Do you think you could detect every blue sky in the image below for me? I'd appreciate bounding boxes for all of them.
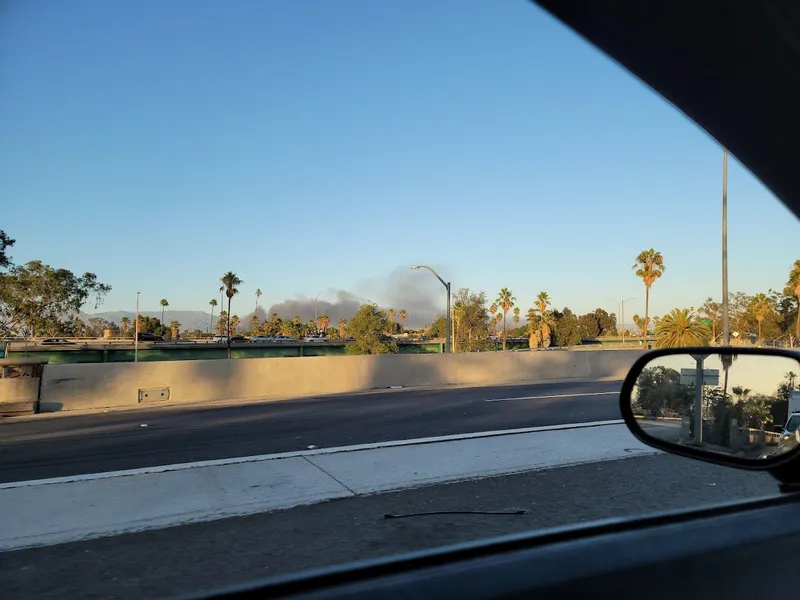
[2,0,797,321]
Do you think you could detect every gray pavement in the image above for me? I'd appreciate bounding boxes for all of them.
[0,453,778,600]
[0,380,621,482]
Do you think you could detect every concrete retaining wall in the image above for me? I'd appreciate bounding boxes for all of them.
[38,350,643,412]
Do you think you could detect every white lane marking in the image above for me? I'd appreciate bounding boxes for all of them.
[485,391,619,402]
[0,419,624,490]
[0,424,657,551]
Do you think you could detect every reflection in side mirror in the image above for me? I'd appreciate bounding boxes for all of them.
[622,348,800,466]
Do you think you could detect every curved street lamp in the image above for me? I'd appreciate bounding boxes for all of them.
[411,265,451,353]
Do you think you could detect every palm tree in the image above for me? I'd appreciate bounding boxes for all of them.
[220,271,243,358]
[170,320,181,340]
[255,288,262,313]
[513,306,520,330]
[317,314,331,333]
[230,315,240,335]
[338,317,348,338]
[160,298,169,332]
[387,308,396,333]
[633,249,665,348]
[250,314,260,334]
[489,303,498,336]
[120,316,130,338]
[786,260,800,346]
[653,308,711,348]
[209,298,217,333]
[750,293,773,346]
[216,311,228,335]
[398,309,407,331]
[495,288,516,351]
[293,315,301,326]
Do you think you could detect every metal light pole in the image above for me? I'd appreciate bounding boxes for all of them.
[608,297,636,345]
[411,265,451,353]
[722,147,730,346]
[134,291,141,363]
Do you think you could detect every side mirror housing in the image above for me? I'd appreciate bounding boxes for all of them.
[619,347,800,470]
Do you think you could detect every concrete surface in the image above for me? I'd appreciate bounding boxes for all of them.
[0,422,655,552]
[37,349,641,412]
[0,453,778,600]
[0,380,622,482]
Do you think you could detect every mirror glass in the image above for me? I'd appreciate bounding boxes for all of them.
[629,352,800,461]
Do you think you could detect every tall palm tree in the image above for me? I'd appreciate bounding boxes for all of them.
[255,288,262,314]
[317,314,331,333]
[513,306,520,328]
[750,293,773,346]
[398,309,407,331]
[495,288,516,351]
[653,308,711,348]
[785,260,800,346]
[120,316,130,338]
[387,308,396,333]
[633,249,665,348]
[216,311,228,335]
[160,298,169,331]
[209,298,217,333]
[220,271,243,358]
[338,317,348,338]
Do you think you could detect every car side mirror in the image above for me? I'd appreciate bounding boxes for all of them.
[619,347,800,469]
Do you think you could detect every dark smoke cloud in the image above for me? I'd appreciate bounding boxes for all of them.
[265,266,447,328]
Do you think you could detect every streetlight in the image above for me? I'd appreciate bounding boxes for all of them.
[722,147,730,347]
[608,297,636,345]
[411,265,451,353]
[134,291,141,363]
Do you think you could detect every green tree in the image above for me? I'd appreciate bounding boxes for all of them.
[633,366,693,417]
[216,311,228,335]
[786,260,800,345]
[209,298,218,333]
[0,230,14,270]
[220,271,242,358]
[0,260,111,337]
[654,308,711,348]
[550,308,581,347]
[495,288,516,351]
[633,248,666,347]
[749,293,773,346]
[452,288,491,353]
[160,298,169,330]
[346,304,398,355]
[512,306,520,328]
[700,297,721,343]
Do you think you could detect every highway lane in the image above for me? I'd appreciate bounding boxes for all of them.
[0,380,621,483]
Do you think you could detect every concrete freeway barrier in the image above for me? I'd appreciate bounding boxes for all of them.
[37,350,642,413]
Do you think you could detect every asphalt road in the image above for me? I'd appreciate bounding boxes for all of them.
[0,453,778,600]
[0,380,621,483]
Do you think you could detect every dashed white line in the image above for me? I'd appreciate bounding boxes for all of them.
[485,391,619,403]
